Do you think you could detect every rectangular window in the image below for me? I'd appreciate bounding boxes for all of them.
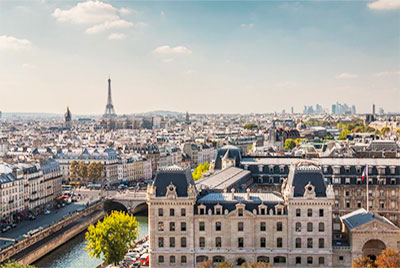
[158,237,164,247]
[216,222,221,231]
[170,237,175,248]
[216,237,222,248]
[260,208,265,215]
[260,238,266,248]
[158,208,163,216]
[296,257,301,264]
[238,237,244,248]
[169,222,175,232]
[199,208,205,215]
[170,256,175,264]
[296,209,301,217]
[319,209,324,217]
[199,237,205,248]
[181,208,186,217]
[181,237,187,248]
[199,222,205,231]
[277,237,282,248]
[181,222,186,232]
[319,238,324,248]
[238,208,243,216]
[158,256,164,264]
[158,222,164,232]
[238,222,244,231]
[170,208,174,216]
[307,238,313,248]
[216,208,221,215]
[346,201,350,208]
[319,257,325,265]
[181,256,187,264]
[260,222,266,231]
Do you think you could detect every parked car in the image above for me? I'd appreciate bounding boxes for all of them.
[28,214,36,221]
[10,223,16,228]
[140,253,149,266]
[44,210,51,215]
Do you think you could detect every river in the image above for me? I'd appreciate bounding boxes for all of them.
[34,216,148,268]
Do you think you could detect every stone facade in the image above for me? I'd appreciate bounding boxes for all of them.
[146,162,400,268]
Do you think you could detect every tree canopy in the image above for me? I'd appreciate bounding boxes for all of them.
[352,248,400,268]
[70,161,103,183]
[0,262,35,268]
[284,139,297,150]
[85,211,139,265]
[192,162,210,181]
[243,123,258,129]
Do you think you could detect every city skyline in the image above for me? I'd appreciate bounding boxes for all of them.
[0,0,399,114]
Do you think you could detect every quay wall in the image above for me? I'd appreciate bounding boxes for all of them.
[0,201,104,264]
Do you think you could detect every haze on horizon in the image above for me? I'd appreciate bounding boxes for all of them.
[0,0,399,115]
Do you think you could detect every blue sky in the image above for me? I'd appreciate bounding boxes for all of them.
[0,0,399,114]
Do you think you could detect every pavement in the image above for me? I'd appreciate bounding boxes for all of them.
[0,189,118,249]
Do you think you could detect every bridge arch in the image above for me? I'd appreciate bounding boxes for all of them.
[131,202,148,216]
[104,199,128,214]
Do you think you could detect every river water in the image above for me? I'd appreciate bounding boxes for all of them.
[34,216,148,268]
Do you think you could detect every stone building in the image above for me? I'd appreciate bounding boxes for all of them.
[147,162,400,267]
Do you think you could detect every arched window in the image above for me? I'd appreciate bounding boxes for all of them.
[257,256,269,263]
[236,258,246,266]
[260,237,266,248]
[295,222,301,232]
[307,257,313,264]
[170,256,176,264]
[213,256,225,263]
[277,222,283,231]
[196,256,208,263]
[273,256,286,264]
[295,238,301,248]
[181,256,187,264]
[307,222,313,232]
[319,222,324,232]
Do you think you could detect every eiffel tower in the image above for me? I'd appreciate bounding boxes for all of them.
[104,77,117,118]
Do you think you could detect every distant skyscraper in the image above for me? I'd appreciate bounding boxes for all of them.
[104,78,117,118]
[372,104,376,116]
[291,107,294,114]
[332,104,337,115]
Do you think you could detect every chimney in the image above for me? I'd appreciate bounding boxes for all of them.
[246,188,250,201]
[231,188,235,200]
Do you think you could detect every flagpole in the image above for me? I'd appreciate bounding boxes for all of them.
[366,165,369,212]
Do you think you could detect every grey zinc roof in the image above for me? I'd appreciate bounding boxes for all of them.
[196,166,250,190]
[153,166,195,197]
[341,208,398,230]
[198,192,283,203]
[287,165,327,197]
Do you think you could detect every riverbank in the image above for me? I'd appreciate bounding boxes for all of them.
[33,216,148,268]
[0,201,104,265]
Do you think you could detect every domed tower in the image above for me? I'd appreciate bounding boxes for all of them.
[64,106,72,129]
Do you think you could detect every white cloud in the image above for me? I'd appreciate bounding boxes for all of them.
[372,71,400,77]
[108,33,126,40]
[52,1,137,35]
[86,19,133,34]
[119,8,132,15]
[368,0,400,10]
[241,23,254,29]
[52,1,119,24]
[153,45,192,55]
[22,63,37,69]
[336,72,359,79]
[0,35,32,51]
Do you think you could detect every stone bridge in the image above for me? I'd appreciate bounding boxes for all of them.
[104,191,148,215]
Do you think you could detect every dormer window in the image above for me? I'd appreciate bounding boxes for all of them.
[238,208,243,217]
[260,208,265,215]
[199,208,205,215]
[216,208,221,215]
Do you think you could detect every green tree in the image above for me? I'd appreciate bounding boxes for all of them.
[338,130,350,140]
[85,211,139,265]
[244,123,258,129]
[0,262,35,268]
[352,256,376,268]
[87,162,97,181]
[95,162,104,180]
[396,129,400,136]
[375,248,400,268]
[78,161,88,180]
[380,127,390,136]
[70,160,79,179]
[284,139,296,150]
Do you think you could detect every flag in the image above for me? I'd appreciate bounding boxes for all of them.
[362,165,368,181]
